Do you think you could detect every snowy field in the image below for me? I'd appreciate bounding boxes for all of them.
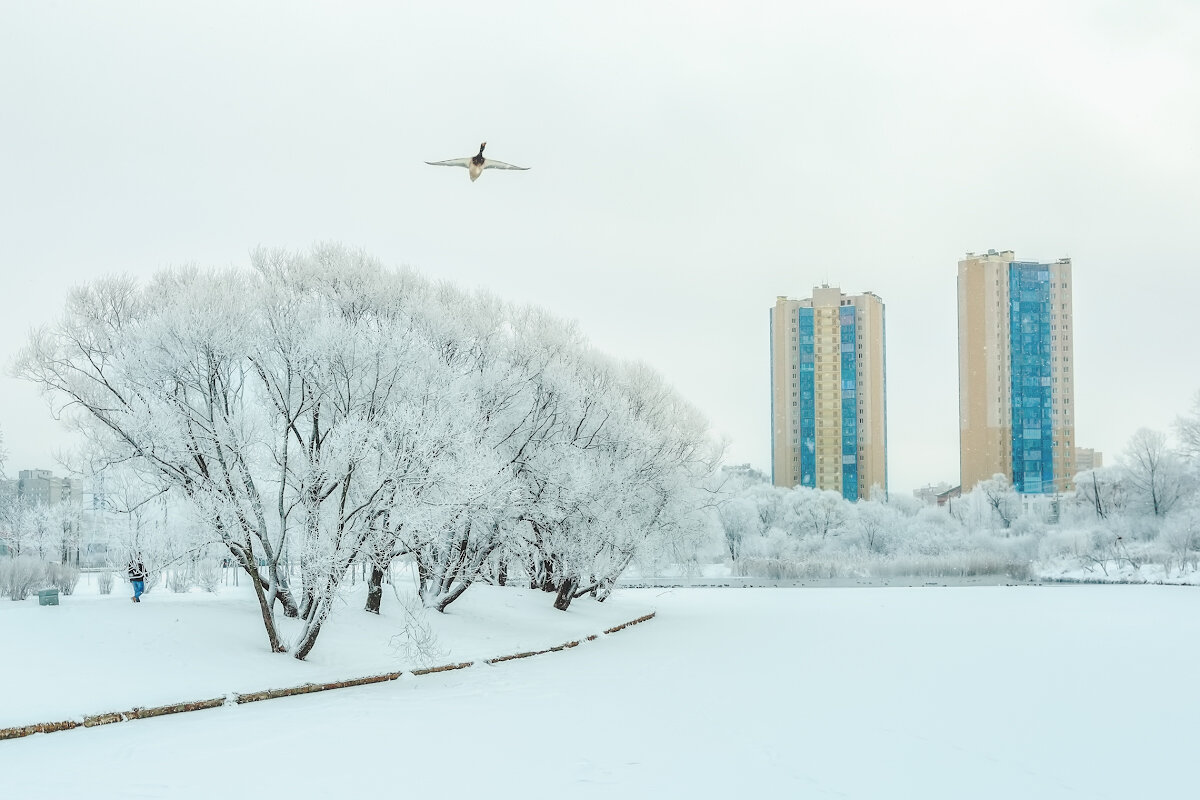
[0,574,652,728]
[2,582,1197,798]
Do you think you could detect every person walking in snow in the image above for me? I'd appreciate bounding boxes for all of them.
[127,557,147,603]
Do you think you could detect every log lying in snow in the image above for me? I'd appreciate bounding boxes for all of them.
[410,661,474,676]
[234,672,404,704]
[486,640,580,664]
[603,612,656,634]
[131,697,228,719]
[83,697,229,727]
[0,719,80,740]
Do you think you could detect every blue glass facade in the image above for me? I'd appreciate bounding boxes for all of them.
[1008,262,1054,494]
[798,308,816,488]
[839,306,858,501]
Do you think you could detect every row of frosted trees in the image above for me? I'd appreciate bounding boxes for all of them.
[710,406,1200,581]
[16,246,719,658]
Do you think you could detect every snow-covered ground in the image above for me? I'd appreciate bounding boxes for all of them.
[2,580,1197,798]
[0,573,651,727]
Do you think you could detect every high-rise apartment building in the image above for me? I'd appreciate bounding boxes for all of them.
[958,250,1075,494]
[770,287,887,499]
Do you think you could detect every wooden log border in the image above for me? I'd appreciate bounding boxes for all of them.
[0,611,654,742]
[234,672,403,704]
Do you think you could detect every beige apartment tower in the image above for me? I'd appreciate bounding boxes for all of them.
[958,250,1075,494]
[770,287,887,499]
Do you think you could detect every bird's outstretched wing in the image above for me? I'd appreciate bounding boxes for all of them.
[482,159,530,171]
[425,158,473,168]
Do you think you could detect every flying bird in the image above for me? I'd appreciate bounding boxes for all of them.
[425,142,530,182]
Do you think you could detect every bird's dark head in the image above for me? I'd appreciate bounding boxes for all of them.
[478,141,487,154]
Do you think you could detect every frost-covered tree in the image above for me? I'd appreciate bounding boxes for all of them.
[783,487,852,540]
[87,461,208,594]
[1159,502,1200,576]
[242,253,510,653]
[710,466,770,562]
[497,338,719,610]
[716,496,761,560]
[0,497,78,562]
[1072,467,1128,521]
[1122,428,1188,518]
[18,266,303,651]
[17,244,720,654]
[377,299,568,613]
[1175,390,1200,466]
[547,362,718,610]
[16,251,454,654]
[853,499,898,554]
[973,474,1020,530]
[745,482,784,532]
[0,498,30,557]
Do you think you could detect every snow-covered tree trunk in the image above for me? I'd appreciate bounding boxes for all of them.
[365,562,386,614]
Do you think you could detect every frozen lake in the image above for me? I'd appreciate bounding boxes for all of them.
[619,573,1033,588]
[2,585,1196,798]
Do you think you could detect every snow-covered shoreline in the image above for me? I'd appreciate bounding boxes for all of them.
[1035,557,1200,586]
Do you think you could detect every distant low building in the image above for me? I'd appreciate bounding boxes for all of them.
[914,482,954,505]
[1,469,82,510]
[1074,447,1103,473]
[721,463,769,483]
[15,469,80,506]
[935,485,961,508]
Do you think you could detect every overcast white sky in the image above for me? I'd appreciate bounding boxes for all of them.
[2,0,1198,494]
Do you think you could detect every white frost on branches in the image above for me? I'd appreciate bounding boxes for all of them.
[16,245,719,658]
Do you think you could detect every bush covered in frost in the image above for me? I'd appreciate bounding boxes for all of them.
[167,568,192,593]
[195,558,221,593]
[0,556,46,601]
[46,562,81,595]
